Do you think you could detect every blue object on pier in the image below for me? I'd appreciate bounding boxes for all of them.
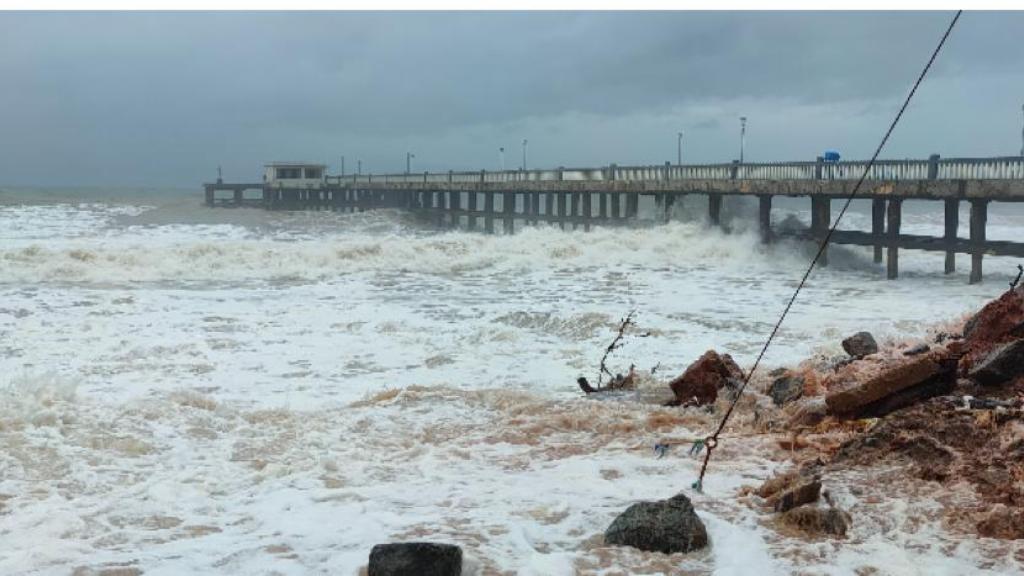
[823,150,841,163]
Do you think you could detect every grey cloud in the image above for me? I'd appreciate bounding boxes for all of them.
[0,11,1021,186]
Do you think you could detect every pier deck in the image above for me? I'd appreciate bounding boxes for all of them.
[205,155,1024,283]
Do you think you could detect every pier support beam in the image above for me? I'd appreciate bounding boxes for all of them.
[571,192,580,230]
[626,193,639,219]
[503,192,515,234]
[811,196,830,266]
[531,192,541,225]
[484,191,495,234]
[887,198,902,280]
[663,193,676,222]
[582,192,592,231]
[758,195,772,244]
[599,193,608,221]
[545,192,554,226]
[944,199,958,274]
[611,193,621,220]
[970,199,988,284]
[872,198,885,263]
[557,192,568,230]
[449,190,461,227]
[467,192,477,230]
[708,193,722,226]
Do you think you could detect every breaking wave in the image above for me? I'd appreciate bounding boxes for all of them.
[0,222,812,285]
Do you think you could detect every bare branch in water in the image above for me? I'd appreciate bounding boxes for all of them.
[597,309,637,389]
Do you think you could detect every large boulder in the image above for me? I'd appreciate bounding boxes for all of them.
[668,350,744,406]
[825,352,955,419]
[368,542,462,576]
[968,339,1024,386]
[841,331,878,358]
[604,493,709,554]
[961,286,1024,372]
[769,373,805,406]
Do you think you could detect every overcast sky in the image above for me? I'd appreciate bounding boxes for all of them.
[1,11,1022,187]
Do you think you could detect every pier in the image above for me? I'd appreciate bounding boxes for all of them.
[205,155,1024,283]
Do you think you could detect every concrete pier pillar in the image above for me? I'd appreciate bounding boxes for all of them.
[944,198,958,274]
[545,192,554,226]
[708,193,722,226]
[531,192,541,225]
[970,199,988,284]
[582,192,592,232]
[887,198,902,280]
[599,193,608,220]
[205,186,214,206]
[626,193,639,219]
[449,190,461,228]
[758,195,772,244]
[233,189,243,206]
[503,192,515,234]
[557,192,568,230]
[484,191,495,234]
[611,193,621,220]
[434,191,445,227]
[872,198,886,263]
[811,196,830,267]
[467,191,477,230]
[663,193,675,222]
[570,192,580,230]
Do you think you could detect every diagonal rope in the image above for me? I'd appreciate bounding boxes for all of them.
[693,10,963,491]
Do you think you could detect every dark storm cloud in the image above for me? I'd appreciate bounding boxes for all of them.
[0,11,1021,186]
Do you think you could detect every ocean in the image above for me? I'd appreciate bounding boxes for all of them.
[2,186,1022,575]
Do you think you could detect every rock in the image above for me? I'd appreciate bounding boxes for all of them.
[825,352,955,418]
[769,374,804,406]
[787,397,828,428]
[668,350,744,406]
[961,286,1024,371]
[779,504,851,538]
[368,542,462,576]
[968,339,1024,386]
[903,343,931,357]
[841,331,878,358]
[976,505,1024,540]
[604,492,709,554]
[771,478,822,513]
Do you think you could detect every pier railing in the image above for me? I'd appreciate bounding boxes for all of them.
[330,155,1024,185]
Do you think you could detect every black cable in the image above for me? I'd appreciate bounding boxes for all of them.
[694,10,963,490]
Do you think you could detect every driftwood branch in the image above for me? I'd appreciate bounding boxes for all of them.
[598,309,636,388]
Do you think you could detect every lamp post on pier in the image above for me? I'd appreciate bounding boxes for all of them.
[357,160,362,176]
[340,156,345,176]
[739,116,747,163]
[521,139,528,171]
[677,131,683,166]
[406,152,415,175]
[499,147,505,171]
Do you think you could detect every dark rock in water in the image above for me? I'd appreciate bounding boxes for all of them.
[604,493,709,554]
[969,339,1024,386]
[903,343,931,357]
[769,374,805,406]
[668,350,744,407]
[772,478,821,513]
[768,367,789,378]
[779,505,851,538]
[368,542,462,576]
[577,376,596,394]
[841,331,878,358]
